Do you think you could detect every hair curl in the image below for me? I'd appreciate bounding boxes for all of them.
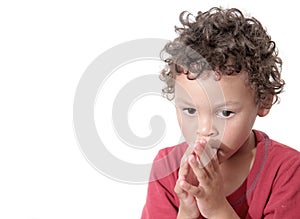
[160,7,285,108]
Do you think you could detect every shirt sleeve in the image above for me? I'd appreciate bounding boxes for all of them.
[141,149,180,219]
[141,178,178,219]
[263,153,300,218]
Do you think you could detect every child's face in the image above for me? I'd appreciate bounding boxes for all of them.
[174,71,269,163]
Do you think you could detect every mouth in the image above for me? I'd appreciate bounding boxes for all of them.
[181,139,223,165]
[206,139,222,150]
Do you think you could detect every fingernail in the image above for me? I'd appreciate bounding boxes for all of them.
[193,142,200,150]
[199,139,207,145]
[189,155,196,163]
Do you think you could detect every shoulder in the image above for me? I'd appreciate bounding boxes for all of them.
[254,129,300,162]
[267,134,300,165]
[253,131,300,217]
[142,144,187,219]
[254,130,300,181]
[154,142,188,160]
[149,142,188,181]
[268,138,300,179]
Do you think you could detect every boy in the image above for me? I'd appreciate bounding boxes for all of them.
[141,7,300,219]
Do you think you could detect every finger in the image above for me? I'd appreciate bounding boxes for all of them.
[188,154,209,183]
[193,141,211,168]
[178,158,189,177]
[193,143,212,175]
[180,144,194,166]
[174,176,188,199]
[194,142,217,173]
[174,176,184,195]
[202,146,218,172]
[209,152,220,173]
[179,178,204,199]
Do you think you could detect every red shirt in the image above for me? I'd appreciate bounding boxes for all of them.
[141,130,300,218]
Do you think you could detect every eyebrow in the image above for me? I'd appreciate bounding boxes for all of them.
[175,98,196,106]
[175,99,240,108]
[214,101,241,108]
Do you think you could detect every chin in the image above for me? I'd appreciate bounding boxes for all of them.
[217,149,231,164]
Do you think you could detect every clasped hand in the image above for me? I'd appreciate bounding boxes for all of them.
[175,140,228,219]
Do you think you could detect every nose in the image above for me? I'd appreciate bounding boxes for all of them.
[196,115,217,138]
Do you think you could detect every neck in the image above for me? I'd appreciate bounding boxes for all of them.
[220,131,257,195]
[234,131,256,159]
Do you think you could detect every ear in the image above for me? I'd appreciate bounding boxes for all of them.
[257,95,273,117]
[257,106,271,117]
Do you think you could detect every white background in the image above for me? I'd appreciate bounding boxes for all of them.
[1,0,299,219]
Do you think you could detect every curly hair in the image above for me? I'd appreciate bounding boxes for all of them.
[160,7,285,108]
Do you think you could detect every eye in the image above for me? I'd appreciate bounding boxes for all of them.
[182,108,198,116]
[217,110,234,118]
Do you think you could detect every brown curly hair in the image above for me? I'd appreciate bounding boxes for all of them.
[160,7,285,108]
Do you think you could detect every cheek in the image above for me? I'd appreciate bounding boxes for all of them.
[176,108,182,128]
[223,113,257,148]
[176,109,198,145]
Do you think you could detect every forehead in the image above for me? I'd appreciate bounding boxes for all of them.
[174,71,254,105]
